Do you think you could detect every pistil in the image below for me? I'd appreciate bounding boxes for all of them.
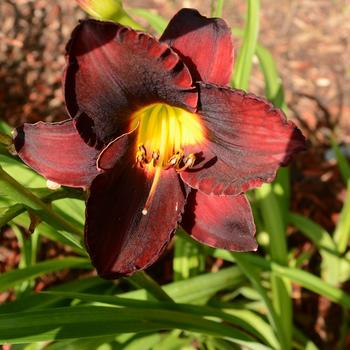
[130,103,205,215]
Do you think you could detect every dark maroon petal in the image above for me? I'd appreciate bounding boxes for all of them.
[64,19,197,147]
[13,119,100,188]
[160,8,234,85]
[182,191,257,251]
[85,162,188,278]
[180,83,306,195]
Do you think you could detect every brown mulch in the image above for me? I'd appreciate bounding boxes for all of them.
[1,1,350,349]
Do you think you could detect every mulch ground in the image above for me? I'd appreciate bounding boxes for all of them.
[1,1,350,349]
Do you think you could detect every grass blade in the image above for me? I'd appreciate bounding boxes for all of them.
[0,258,91,292]
[330,137,350,184]
[0,166,82,235]
[333,178,350,254]
[128,8,166,34]
[0,306,272,349]
[127,271,174,302]
[232,0,260,90]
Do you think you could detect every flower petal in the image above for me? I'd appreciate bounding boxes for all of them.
[85,162,188,278]
[181,83,306,195]
[160,8,234,85]
[64,19,197,147]
[13,120,100,188]
[182,191,257,251]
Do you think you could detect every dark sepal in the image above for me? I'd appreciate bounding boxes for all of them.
[13,119,100,188]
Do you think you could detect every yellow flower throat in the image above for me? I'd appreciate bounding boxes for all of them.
[130,103,205,216]
[131,103,205,171]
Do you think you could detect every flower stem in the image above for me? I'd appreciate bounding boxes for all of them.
[0,166,82,236]
[127,271,174,302]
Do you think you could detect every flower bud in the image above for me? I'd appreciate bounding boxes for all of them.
[76,0,143,30]
[76,0,124,21]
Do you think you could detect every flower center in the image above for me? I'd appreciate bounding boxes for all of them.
[131,103,205,171]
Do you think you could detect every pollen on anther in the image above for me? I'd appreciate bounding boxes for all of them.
[142,208,148,215]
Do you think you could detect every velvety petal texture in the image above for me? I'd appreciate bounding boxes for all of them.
[13,120,100,188]
[181,83,306,195]
[182,191,257,251]
[65,19,197,147]
[86,152,188,277]
[161,8,234,85]
[12,10,306,279]
[97,127,138,171]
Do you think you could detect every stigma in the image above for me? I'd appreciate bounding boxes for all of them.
[131,103,204,171]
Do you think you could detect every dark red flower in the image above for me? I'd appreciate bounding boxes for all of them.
[13,9,306,278]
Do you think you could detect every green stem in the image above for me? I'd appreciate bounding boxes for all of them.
[127,271,174,302]
[0,188,84,228]
[0,166,82,235]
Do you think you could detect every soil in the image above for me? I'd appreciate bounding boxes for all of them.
[1,1,350,349]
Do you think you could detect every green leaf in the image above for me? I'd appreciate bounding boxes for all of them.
[0,154,46,190]
[126,271,174,302]
[123,266,245,304]
[220,308,279,349]
[173,231,205,281]
[330,137,350,184]
[232,0,260,90]
[272,263,350,309]
[333,178,350,254]
[0,306,272,349]
[41,289,277,347]
[289,213,336,253]
[212,0,225,17]
[43,292,273,348]
[232,252,286,349]
[0,166,81,235]
[255,184,292,349]
[0,120,11,134]
[0,257,91,292]
[288,213,342,286]
[121,333,162,350]
[0,276,110,313]
[128,8,167,34]
[255,44,286,109]
[12,225,39,295]
[0,187,84,229]
[152,331,192,350]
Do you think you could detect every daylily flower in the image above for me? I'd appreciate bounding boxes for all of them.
[13,9,305,278]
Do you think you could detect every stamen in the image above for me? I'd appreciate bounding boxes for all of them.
[131,103,204,170]
[151,150,160,167]
[130,103,204,215]
[176,153,196,172]
[136,144,147,164]
[167,150,184,168]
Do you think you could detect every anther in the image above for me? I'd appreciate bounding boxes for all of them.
[136,144,148,166]
[152,151,159,160]
[167,151,184,168]
[176,153,196,172]
[151,150,160,166]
